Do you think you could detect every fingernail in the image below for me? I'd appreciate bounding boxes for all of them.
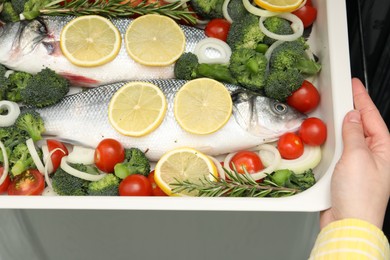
[348,110,361,123]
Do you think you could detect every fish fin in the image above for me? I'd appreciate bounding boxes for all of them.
[59,72,100,87]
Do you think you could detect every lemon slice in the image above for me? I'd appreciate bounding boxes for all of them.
[174,78,232,135]
[60,15,121,67]
[154,147,218,196]
[125,14,186,66]
[108,82,167,137]
[254,0,304,12]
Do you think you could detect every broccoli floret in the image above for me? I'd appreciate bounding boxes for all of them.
[289,169,316,190]
[52,164,92,196]
[174,52,237,84]
[267,169,315,191]
[6,71,33,102]
[15,109,45,141]
[0,65,11,100]
[262,16,294,45]
[227,14,265,51]
[0,126,28,150]
[9,143,36,176]
[269,40,321,75]
[10,0,28,14]
[22,0,49,20]
[20,68,70,108]
[229,48,267,91]
[0,2,19,22]
[227,0,249,22]
[114,148,150,179]
[190,0,224,19]
[264,69,304,101]
[88,174,120,196]
[174,52,199,80]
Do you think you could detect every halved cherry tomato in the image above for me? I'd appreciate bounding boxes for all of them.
[0,167,11,194]
[47,139,69,173]
[229,151,264,174]
[277,133,304,159]
[119,174,153,196]
[292,4,317,28]
[148,170,167,196]
[205,18,231,42]
[287,80,320,114]
[299,117,327,146]
[8,169,45,195]
[94,139,125,173]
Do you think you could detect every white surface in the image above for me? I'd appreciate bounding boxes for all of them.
[0,0,353,211]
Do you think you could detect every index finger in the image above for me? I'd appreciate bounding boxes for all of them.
[352,78,389,138]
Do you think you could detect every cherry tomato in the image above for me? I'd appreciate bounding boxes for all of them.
[287,80,320,114]
[0,167,11,194]
[299,117,327,146]
[94,139,125,173]
[277,133,304,159]
[305,0,313,6]
[205,19,231,42]
[148,170,167,196]
[229,151,264,174]
[8,169,45,195]
[119,174,153,196]
[47,139,69,173]
[293,5,317,28]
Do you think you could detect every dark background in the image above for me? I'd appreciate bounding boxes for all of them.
[346,0,390,238]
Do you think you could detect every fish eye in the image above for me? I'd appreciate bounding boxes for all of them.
[272,102,288,114]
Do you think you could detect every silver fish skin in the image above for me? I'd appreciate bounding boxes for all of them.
[0,16,205,87]
[34,79,306,161]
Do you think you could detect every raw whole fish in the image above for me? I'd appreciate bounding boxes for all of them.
[34,79,307,161]
[0,16,205,87]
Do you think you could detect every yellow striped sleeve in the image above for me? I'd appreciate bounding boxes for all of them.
[309,218,390,260]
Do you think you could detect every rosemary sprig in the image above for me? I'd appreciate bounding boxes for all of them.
[171,168,301,198]
[27,0,197,25]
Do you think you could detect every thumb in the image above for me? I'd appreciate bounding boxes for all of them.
[342,110,366,151]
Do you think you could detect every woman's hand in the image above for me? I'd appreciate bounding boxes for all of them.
[321,78,390,229]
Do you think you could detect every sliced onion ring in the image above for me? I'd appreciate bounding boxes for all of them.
[60,156,106,182]
[265,40,284,60]
[273,145,321,174]
[194,38,232,64]
[0,101,20,127]
[242,0,279,17]
[223,144,281,181]
[26,138,45,174]
[259,13,304,42]
[44,148,66,189]
[222,0,233,23]
[67,146,95,165]
[209,156,226,180]
[42,144,53,174]
[0,140,9,186]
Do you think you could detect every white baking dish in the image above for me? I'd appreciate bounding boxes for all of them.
[0,0,353,211]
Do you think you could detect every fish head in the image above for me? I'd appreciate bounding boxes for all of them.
[0,19,53,69]
[232,91,307,141]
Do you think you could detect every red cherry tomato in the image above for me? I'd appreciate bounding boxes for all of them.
[94,139,125,173]
[293,5,317,28]
[277,133,304,159]
[305,0,313,6]
[287,80,320,114]
[0,167,11,194]
[119,174,153,196]
[299,117,327,146]
[47,139,69,173]
[229,151,264,174]
[8,169,45,195]
[205,18,231,42]
[148,170,167,196]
